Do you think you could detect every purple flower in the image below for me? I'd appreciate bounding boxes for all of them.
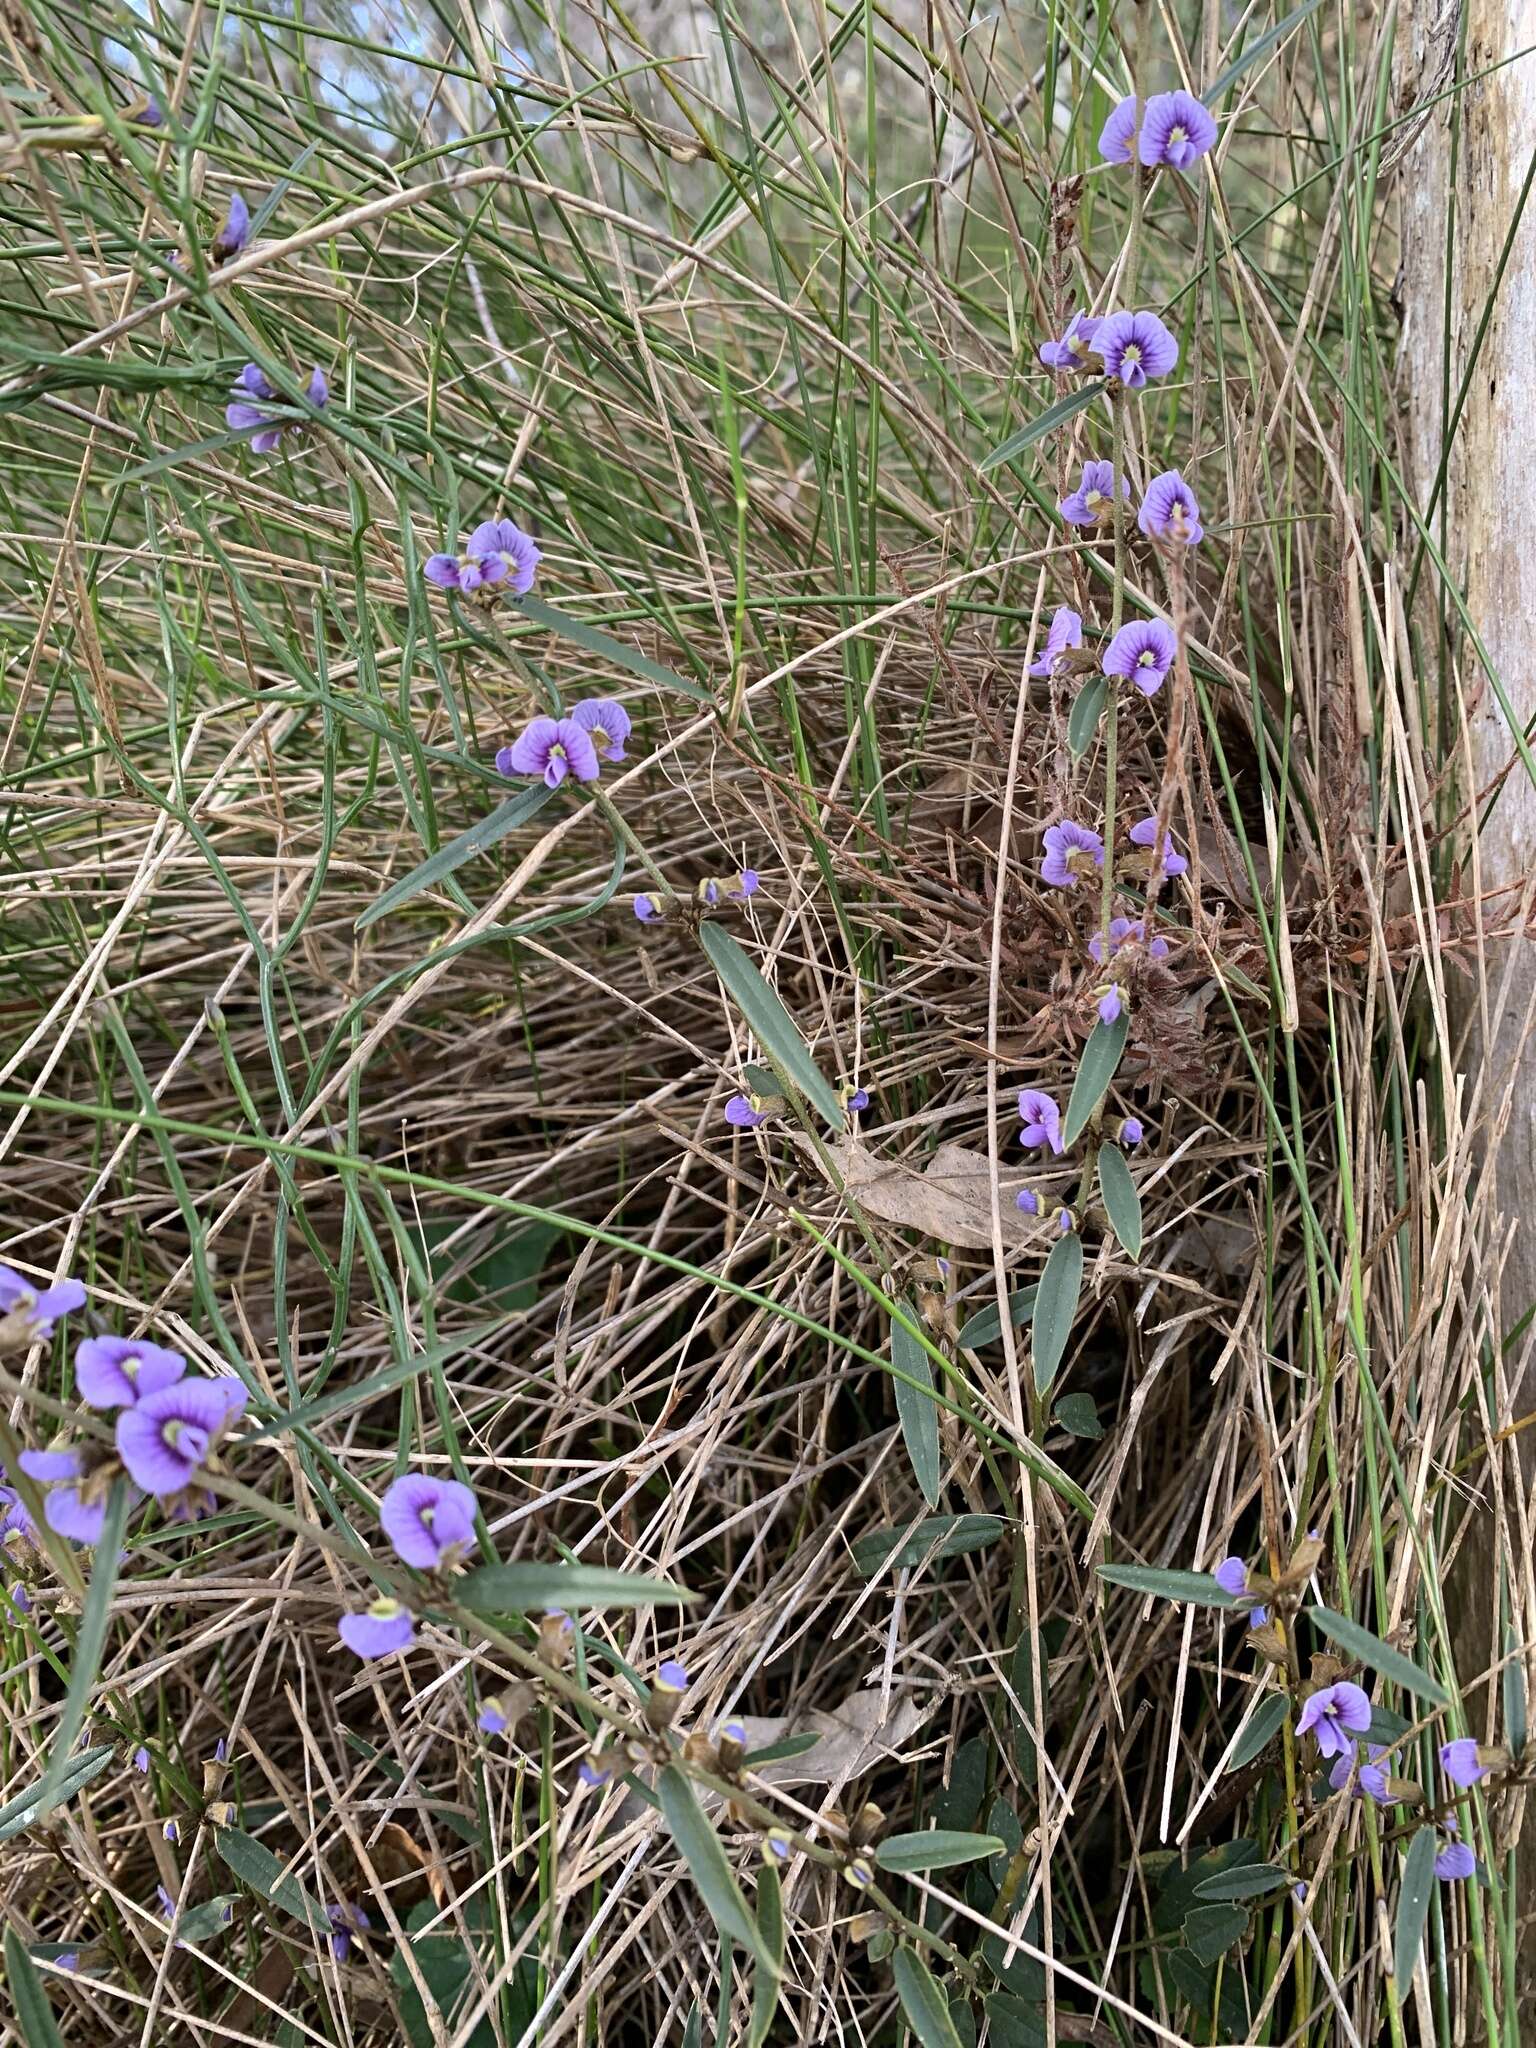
[1436,1837,1476,1882]
[75,1335,187,1411]
[1091,311,1179,390]
[327,1902,370,1961]
[6,1581,30,1612]
[1018,1089,1064,1156]
[157,1885,176,1920]
[1029,607,1084,678]
[477,1696,509,1735]
[337,1597,415,1658]
[1041,817,1105,888]
[378,1472,478,1569]
[571,697,630,763]
[133,1746,151,1772]
[633,894,661,922]
[1120,1117,1145,1147]
[1129,814,1189,873]
[226,364,328,454]
[732,870,760,899]
[1329,1745,1390,1805]
[1054,1207,1075,1236]
[1139,470,1204,546]
[163,1818,179,1843]
[496,716,600,789]
[0,1484,30,1541]
[724,1094,769,1129]
[1440,1738,1490,1789]
[134,96,165,127]
[1097,984,1125,1025]
[17,1448,119,1543]
[1089,917,1170,963]
[1098,95,1140,164]
[212,191,250,263]
[578,1757,613,1787]
[1211,1555,1270,1626]
[1039,312,1102,371]
[1296,1682,1373,1760]
[115,1377,247,1498]
[423,518,540,597]
[0,1265,86,1341]
[1059,461,1130,528]
[55,1952,78,1972]
[1139,91,1218,171]
[1103,621,1176,696]
[845,1087,870,1113]
[656,1659,688,1692]
[1016,1188,1040,1215]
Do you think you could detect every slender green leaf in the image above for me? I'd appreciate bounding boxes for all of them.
[1393,1827,1440,1996]
[891,1947,965,2048]
[1052,1392,1101,1439]
[1097,1564,1238,1606]
[213,1827,330,1936]
[957,1287,1037,1352]
[3,1926,65,2048]
[1031,1231,1082,1394]
[457,1562,694,1615]
[656,1767,776,1972]
[1307,1606,1450,1706]
[748,1866,784,2048]
[875,1830,1004,1873]
[851,1514,1005,1577]
[1062,1015,1128,1147]
[892,1311,941,1508]
[34,1481,130,1821]
[681,2004,702,2048]
[745,1731,823,1766]
[0,1747,115,1842]
[1226,1694,1289,1770]
[356,784,555,929]
[516,593,712,704]
[1010,1633,1047,1789]
[981,383,1104,471]
[1195,1863,1290,1901]
[1068,675,1108,757]
[174,1897,239,1945]
[1504,1620,1527,1759]
[1202,0,1327,105]
[1097,1144,1142,1258]
[698,922,844,1131]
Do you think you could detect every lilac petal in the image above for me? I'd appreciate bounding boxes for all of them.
[75,1335,187,1410]
[29,1279,87,1328]
[1016,1188,1040,1215]
[554,718,602,783]
[233,363,274,399]
[338,1600,415,1658]
[1436,1841,1476,1881]
[570,697,631,761]
[18,1449,83,1483]
[1140,90,1217,170]
[249,427,283,455]
[1440,1738,1487,1788]
[423,554,461,588]
[846,1088,869,1112]
[1333,1682,1373,1733]
[1098,94,1139,164]
[1212,1555,1248,1599]
[633,895,658,922]
[214,191,250,259]
[506,718,558,777]
[1029,606,1083,678]
[1120,1117,1145,1147]
[379,1473,479,1568]
[115,1377,236,1495]
[657,1659,689,1691]
[305,367,329,408]
[724,1094,768,1128]
[45,1486,109,1543]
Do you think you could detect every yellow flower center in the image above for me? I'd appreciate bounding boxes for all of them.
[1169,125,1187,147]
[1122,343,1142,368]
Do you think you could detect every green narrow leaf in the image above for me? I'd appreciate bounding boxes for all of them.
[457,1562,694,1615]
[1202,0,1327,105]
[213,1827,330,1936]
[875,1830,1004,1874]
[1194,1863,1290,1902]
[1062,1014,1128,1147]
[681,2004,702,2048]
[0,1747,115,1843]
[174,1896,240,1945]
[745,1731,823,1766]
[1031,1230,1082,1394]
[34,1481,130,1821]
[698,922,845,1131]
[1097,1144,1142,1258]
[356,784,555,930]
[891,1947,965,2048]
[892,1311,941,1508]
[1393,1827,1441,1996]
[1226,1694,1289,1771]
[748,1865,785,2048]
[515,593,712,704]
[956,1287,1037,1352]
[1067,675,1108,758]
[981,382,1104,471]
[657,1767,777,1973]
[1306,1606,1450,1706]
[1504,1620,1527,1759]
[851,1514,1005,1577]
[3,1927,65,2048]
[1051,1392,1101,1439]
[1097,1564,1238,1606]
[1009,1633,1048,1789]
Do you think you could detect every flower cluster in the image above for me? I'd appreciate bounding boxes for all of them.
[424,517,541,598]
[336,1472,479,1657]
[498,697,631,789]
[635,867,759,923]
[226,363,328,455]
[1099,91,1218,171]
[1039,308,1180,390]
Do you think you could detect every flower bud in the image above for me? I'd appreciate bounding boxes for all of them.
[537,1609,574,1667]
[643,1659,689,1732]
[849,1802,886,1848]
[717,1721,748,1774]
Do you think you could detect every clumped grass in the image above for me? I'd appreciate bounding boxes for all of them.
[0,2,1528,2044]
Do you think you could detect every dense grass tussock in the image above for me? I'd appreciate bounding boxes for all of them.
[0,2,1529,2044]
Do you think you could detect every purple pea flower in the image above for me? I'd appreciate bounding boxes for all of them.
[133,1746,151,1772]
[1129,814,1189,874]
[1139,91,1218,171]
[1016,1188,1040,1215]
[212,191,250,263]
[1121,1117,1145,1147]
[157,1885,177,1921]
[1054,1208,1075,1236]
[477,1696,510,1735]
[1139,470,1204,546]
[378,1473,478,1569]
[1040,817,1105,888]
[1059,460,1130,528]
[226,364,329,454]
[724,1094,770,1129]
[845,1087,870,1113]
[1028,607,1084,678]
[634,895,661,922]
[1212,1555,1269,1627]
[0,1484,31,1541]
[7,1582,30,1613]
[423,518,540,597]
[1091,311,1180,390]
[570,697,630,763]
[1018,1089,1064,1156]
[1329,1745,1390,1805]
[75,1336,187,1411]
[496,715,600,789]
[163,1818,180,1844]
[115,1377,248,1498]
[1097,984,1125,1025]
[17,1448,121,1544]
[133,96,165,127]
[578,1758,613,1787]
[0,1265,86,1341]
[1098,95,1140,164]
[326,1902,370,1962]
[732,870,760,898]
[1089,917,1170,963]
[337,1597,415,1658]
[1440,1738,1490,1789]
[1435,1826,1476,1882]
[1103,620,1177,696]
[1296,1681,1373,1760]
[1038,312,1102,371]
